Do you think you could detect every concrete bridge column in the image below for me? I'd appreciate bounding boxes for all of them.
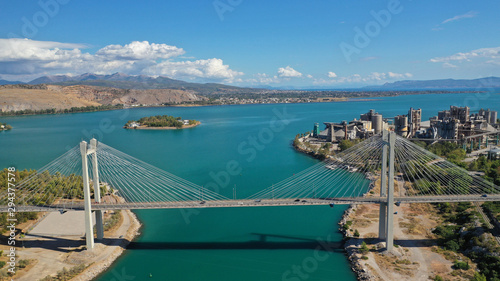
[385,132,396,251]
[378,130,388,240]
[80,141,95,250]
[90,138,104,240]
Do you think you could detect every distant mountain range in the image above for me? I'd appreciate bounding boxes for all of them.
[369,77,500,90]
[1,73,500,92]
[0,79,23,85]
[24,72,256,95]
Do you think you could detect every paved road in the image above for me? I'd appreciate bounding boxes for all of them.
[3,194,500,212]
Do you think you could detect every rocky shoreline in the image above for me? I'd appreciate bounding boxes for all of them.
[338,205,377,281]
[72,210,142,281]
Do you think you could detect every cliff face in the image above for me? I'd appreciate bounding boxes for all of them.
[0,84,205,112]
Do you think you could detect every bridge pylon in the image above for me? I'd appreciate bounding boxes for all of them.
[80,138,104,250]
[90,138,104,240]
[378,131,396,252]
[378,131,388,240]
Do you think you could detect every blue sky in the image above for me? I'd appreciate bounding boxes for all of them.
[1,0,499,88]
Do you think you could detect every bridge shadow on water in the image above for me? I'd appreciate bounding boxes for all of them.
[18,233,439,253]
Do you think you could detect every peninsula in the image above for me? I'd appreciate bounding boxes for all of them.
[124,115,200,130]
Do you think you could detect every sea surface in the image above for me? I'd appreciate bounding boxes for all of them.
[1,93,499,281]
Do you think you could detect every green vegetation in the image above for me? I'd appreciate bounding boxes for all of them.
[434,275,444,281]
[0,169,103,232]
[0,104,123,116]
[343,220,353,231]
[483,201,500,221]
[359,241,369,254]
[125,115,198,128]
[453,260,470,270]
[433,202,500,281]
[38,264,87,281]
[413,141,467,167]
[103,210,122,232]
[0,123,12,131]
[339,140,354,151]
[354,229,360,237]
[468,156,500,186]
[472,272,488,281]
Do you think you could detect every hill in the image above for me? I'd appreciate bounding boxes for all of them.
[0,79,24,85]
[371,77,500,90]
[0,84,204,113]
[27,72,258,95]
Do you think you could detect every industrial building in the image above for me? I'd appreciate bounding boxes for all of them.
[310,106,498,151]
[415,106,498,143]
[313,109,387,142]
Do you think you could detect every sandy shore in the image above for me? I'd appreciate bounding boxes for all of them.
[11,210,141,281]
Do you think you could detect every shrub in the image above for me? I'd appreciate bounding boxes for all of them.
[453,260,469,270]
[434,275,444,281]
[444,240,460,252]
[18,259,30,268]
[354,229,360,237]
[359,241,369,254]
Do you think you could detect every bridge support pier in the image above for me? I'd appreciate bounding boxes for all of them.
[80,141,95,250]
[378,131,388,240]
[90,139,104,240]
[385,132,396,252]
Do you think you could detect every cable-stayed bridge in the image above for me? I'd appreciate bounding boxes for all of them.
[1,132,499,250]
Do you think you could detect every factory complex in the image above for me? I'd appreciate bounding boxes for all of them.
[310,106,499,151]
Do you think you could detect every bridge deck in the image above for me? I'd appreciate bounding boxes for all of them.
[2,194,500,212]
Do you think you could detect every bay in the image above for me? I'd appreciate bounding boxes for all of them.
[1,92,499,281]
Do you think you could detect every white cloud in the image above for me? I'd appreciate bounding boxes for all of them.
[442,11,478,24]
[388,72,413,79]
[430,47,500,63]
[0,38,242,82]
[429,46,500,69]
[277,66,302,78]
[314,71,413,85]
[306,74,313,79]
[442,62,458,68]
[327,72,337,78]
[146,58,243,82]
[96,41,185,60]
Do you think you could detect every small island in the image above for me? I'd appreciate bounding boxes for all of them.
[0,122,12,131]
[124,115,200,130]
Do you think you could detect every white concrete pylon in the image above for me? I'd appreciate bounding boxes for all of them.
[80,141,94,250]
[385,131,396,251]
[90,138,104,240]
[378,130,388,240]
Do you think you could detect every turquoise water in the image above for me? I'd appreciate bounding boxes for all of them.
[1,93,499,281]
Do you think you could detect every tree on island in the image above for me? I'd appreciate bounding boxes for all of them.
[0,122,12,130]
[125,115,198,128]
